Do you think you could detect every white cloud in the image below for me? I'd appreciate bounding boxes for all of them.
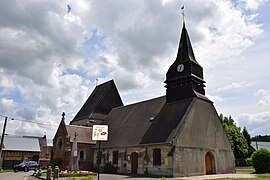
[236,112,270,136]
[216,81,254,92]
[206,94,224,102]
[255,89,270,106]
[0,0,268,142]
[0,71,14,89]
[241,0,268,10]
[0,98,17,113]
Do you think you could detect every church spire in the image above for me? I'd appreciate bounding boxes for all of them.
[174,22,199,66]
[165,15,205,103]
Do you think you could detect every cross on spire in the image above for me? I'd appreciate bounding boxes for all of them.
[62,112,65,121]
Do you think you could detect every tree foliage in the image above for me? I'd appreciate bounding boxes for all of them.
[242,127,255,157]
[251,135,270,142]
[251,148,270,173]
[242,127,251,146]
[219,114,248,161]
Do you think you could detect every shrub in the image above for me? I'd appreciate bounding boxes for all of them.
[235,158,246,166]
[245,157,252,166]
[251,148,270,173]
[51,157,62,169]
[103,162,117,173]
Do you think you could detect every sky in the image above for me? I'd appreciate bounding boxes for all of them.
[0,0,270,145]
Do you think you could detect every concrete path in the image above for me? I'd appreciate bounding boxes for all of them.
[176,173,256,179]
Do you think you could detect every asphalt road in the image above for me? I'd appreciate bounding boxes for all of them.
[0,171,32,180]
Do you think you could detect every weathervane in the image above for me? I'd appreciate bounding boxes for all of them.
[181,5,185,23]
[95,78,98,87]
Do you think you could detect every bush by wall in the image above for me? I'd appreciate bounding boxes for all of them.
[251,148,270,173]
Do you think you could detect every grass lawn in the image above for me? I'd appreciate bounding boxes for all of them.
[63,176,96,180]
[236,166,255,173]
[0,169,14,173]
[211,174,270,180]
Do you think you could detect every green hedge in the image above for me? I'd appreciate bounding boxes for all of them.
[251,148,270,173]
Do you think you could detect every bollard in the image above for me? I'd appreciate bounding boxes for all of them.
[36,169,42,177]
[46,166,52,180]
[53,166,59,179]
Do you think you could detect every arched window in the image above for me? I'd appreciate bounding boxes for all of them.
[80,150,85,160]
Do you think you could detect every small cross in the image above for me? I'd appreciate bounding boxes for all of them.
[62,112,65,121]
[74,132,78,138]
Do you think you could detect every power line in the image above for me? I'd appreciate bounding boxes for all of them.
[0,114,58,127]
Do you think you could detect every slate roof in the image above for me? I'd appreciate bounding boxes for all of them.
[3,136,40,152]
[66,125,96,144]
[23,135,47,147]
[71,80,123,123]
[141,98,193,144]
[100,96,166,148]
[99,92,211,148]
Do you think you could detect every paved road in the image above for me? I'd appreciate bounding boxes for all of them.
[0,171,32,180]
[25,173,257,180]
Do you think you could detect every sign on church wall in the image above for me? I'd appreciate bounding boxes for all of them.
[92,125,108,141]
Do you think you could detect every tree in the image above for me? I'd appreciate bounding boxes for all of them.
[219,114,249,165]
[242,127,251,146]
[242,127,255,157]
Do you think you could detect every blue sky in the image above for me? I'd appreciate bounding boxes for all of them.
[0,0,270,144]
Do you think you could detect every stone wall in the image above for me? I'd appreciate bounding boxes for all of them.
[173,147,235,177]
[94,144,173,176]
[173,98,235,177]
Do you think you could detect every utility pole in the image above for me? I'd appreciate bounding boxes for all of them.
[0,117,8,170]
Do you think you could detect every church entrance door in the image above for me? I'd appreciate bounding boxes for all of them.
[131,152,138,174]
[205,152,213,175]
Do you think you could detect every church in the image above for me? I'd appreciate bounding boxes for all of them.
[67,20,235,177]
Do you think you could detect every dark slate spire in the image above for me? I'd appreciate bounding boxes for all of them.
[165,21,205,103]
[174,22,199,65]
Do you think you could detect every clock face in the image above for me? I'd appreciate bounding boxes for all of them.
[177,64,184,72]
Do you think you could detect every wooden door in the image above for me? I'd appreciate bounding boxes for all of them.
[131,152,138,174]
[205,152,213,175]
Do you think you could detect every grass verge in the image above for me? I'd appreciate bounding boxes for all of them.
[0,169,14,173]
[236,166,255,173]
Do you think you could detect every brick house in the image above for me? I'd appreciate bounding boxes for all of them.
[52,114,95,170]
[23,135,51,168]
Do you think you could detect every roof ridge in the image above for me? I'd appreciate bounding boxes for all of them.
[66,125,92,129]
[118,95,165,109]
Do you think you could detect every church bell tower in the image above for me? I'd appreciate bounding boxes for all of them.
[165,22,205,103]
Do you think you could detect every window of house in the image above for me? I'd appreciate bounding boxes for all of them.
[80,150,85,160]
[112,151,119,165]
[153,148,161,166]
